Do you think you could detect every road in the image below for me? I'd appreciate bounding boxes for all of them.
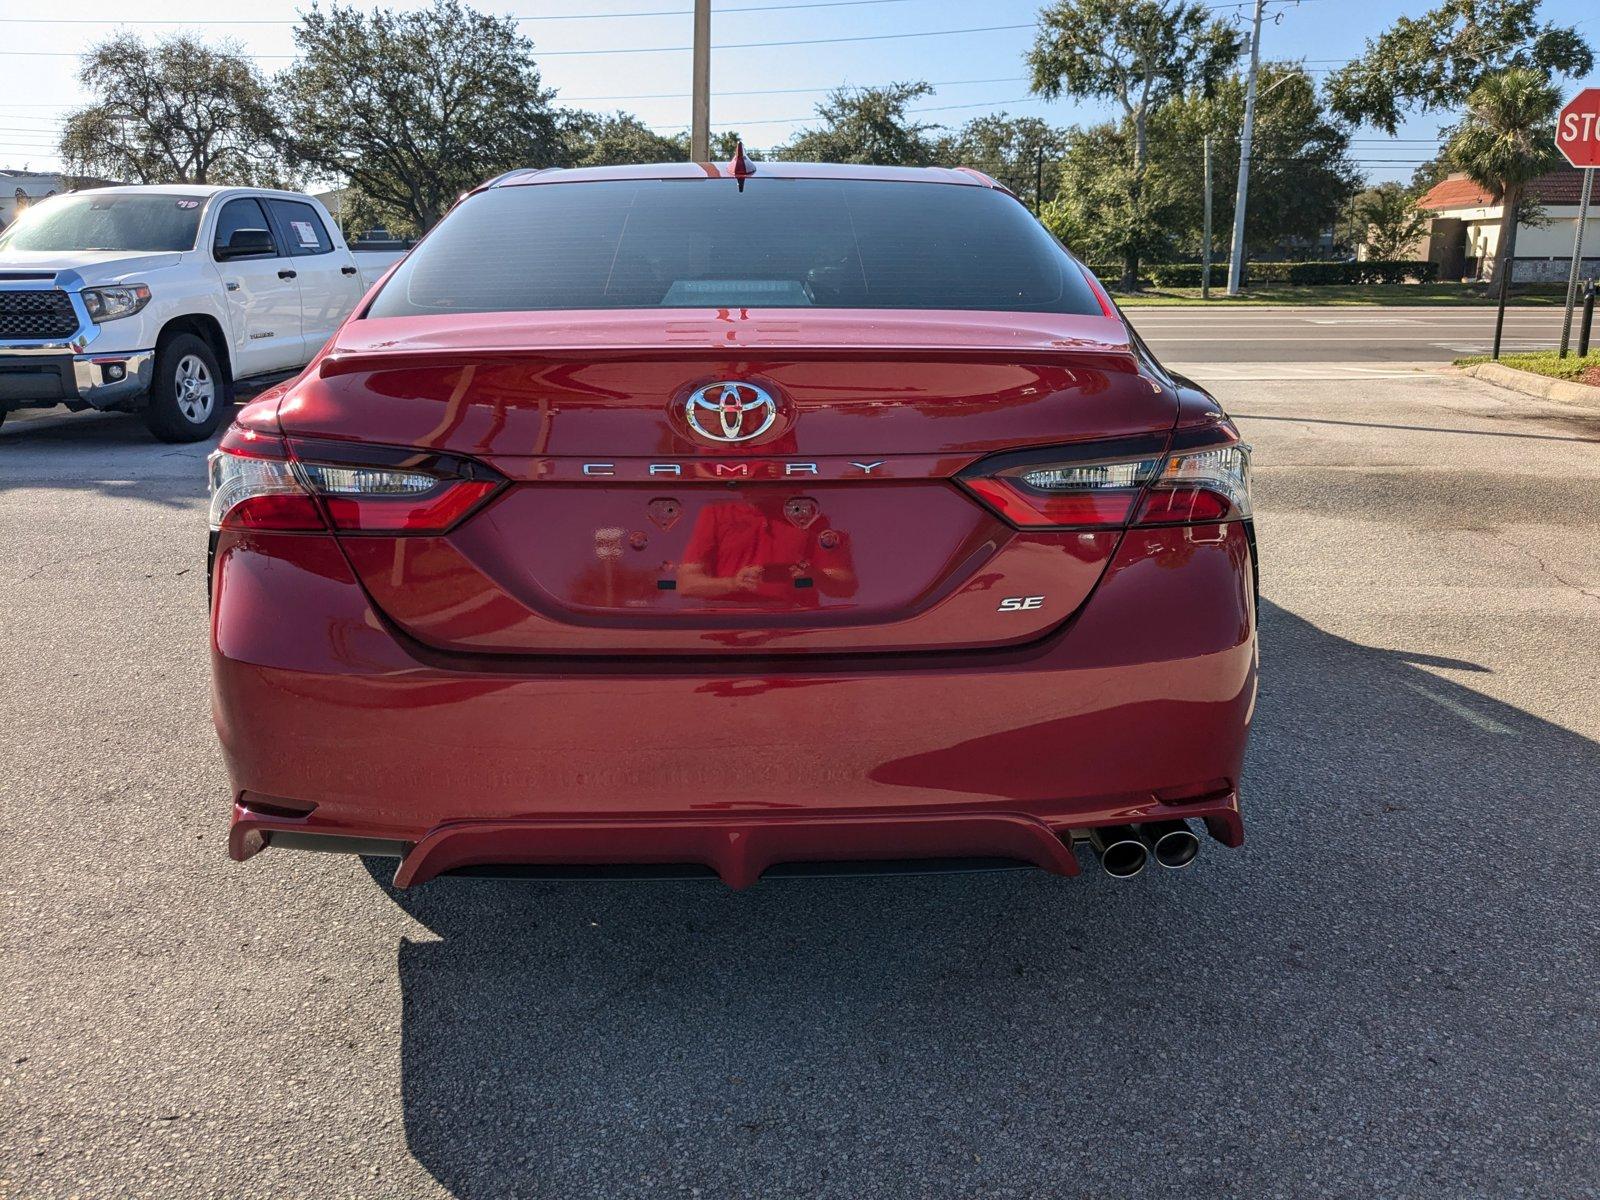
[2,309,1599,1199]
[1130,302,1581,363]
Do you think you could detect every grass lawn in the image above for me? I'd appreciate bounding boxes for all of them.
[1110,283,1570,307]
[1454,350,1600,385]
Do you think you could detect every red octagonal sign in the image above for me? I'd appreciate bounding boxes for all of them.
[1556,88,1600,168]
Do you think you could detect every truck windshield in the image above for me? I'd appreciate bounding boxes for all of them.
[0,193,205,253]
[366,177,1104,317]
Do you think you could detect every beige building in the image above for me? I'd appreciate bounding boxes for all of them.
[0,169,66,230]
[1417,166,1599,283]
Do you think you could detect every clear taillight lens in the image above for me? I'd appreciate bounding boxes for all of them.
[296,464,437,496]
[961,428,1250,530]
[208,433,325,531]
[963,448,1163,528]
[1136,443,1252,525]
[207,428,505,533]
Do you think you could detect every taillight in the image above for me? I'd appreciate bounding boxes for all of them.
[207,428,505,534]
[1135,440,1252,525]
[960,428,1250,530]
[208,432,325,531]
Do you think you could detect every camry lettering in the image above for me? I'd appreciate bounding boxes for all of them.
[574,460,889,477]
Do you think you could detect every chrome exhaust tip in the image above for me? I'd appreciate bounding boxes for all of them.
[1088,824,1148,878]
[1142,819,1201,870]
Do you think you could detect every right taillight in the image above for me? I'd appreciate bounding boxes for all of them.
[207,427,506,534]
[960,427,1251,531]
[1135,437,1252,525]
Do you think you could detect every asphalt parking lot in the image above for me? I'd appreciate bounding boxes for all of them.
[3,309,1599,1198]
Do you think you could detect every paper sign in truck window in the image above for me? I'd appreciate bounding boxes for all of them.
[290,220,318,248]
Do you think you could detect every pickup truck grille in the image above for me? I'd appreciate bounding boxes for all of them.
[0,289,79,340]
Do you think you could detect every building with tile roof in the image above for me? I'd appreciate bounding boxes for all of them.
[1416,165,1598,283]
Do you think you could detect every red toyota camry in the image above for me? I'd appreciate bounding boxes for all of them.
[209,160,1256,888]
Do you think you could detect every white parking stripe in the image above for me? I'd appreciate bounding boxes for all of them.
[1167,366,1445,380]
[1400,680,1515,735]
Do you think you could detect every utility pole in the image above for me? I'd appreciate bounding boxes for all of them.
[690,0,710,161]
[1202,134,1214,300]
[1225,0,1265,296]
[1034,147,1044,216]
[1492,198,1522,361]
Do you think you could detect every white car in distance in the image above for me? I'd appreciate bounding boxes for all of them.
[0,185,402,441]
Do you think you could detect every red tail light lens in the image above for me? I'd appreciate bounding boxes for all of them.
[961,428,1250,530]
[208,429,505,534]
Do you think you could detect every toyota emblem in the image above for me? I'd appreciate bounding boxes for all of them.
[685,381,778,444]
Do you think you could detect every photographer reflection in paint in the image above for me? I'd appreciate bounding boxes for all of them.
[675,493,857,607]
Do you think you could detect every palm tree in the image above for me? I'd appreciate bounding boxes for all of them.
[1448,67,1562,354]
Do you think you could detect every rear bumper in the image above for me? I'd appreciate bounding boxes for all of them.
[213,521,1258,887]
[235,798,1246,888]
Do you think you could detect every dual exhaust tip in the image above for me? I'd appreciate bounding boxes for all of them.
[1087,820,1200,878]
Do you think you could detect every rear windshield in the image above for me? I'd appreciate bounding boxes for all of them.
[0,193,204,253]
[365,178,1102,317]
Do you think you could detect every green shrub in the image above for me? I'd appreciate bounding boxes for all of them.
[1246,260,1439,285]
[1147,263,1216,287]
[1086,258,1438,289]
[1358,259,1439,284]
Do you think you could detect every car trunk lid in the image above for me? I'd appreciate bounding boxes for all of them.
[283,309,1176,657]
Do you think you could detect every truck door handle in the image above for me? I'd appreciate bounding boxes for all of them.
[278,269,297,280]
[341,265,358,275]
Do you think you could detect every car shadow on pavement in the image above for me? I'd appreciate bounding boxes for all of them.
[0,400,255,451]
[373,601,1600,1199]
[0,407,224,508]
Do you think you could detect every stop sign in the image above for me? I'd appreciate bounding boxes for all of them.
[1556,88,1600,168]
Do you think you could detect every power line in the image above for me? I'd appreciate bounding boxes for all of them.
[0,0,1320,21]
[0,21,1036,58]
[0,62,1364,111]
[0,0,934,23]
[565,75,1029,101]
[0,76,1037,111]
[651,95,1041,129]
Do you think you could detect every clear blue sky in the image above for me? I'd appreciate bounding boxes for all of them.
[1,0,1596,184]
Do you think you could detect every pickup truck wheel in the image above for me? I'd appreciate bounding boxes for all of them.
[145,333,226,443]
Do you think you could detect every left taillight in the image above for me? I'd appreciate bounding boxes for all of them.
[959,427,1251,530]
[207,427,506,534]
[208,430,325,531]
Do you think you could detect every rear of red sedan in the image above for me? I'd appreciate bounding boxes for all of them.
[209,161,1256,888]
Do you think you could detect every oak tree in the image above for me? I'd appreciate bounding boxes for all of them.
[60,33,283,185]
[276,0,565,235]
[1027,0,1244,287]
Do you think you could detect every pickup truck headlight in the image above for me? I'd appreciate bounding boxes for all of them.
[82,284,151,322]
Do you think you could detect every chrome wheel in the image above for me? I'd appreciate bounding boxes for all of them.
[174,353,215,424]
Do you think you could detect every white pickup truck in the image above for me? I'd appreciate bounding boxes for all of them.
[0,185,402,441]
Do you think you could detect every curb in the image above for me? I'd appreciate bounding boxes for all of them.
[1459,361,1600,406]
